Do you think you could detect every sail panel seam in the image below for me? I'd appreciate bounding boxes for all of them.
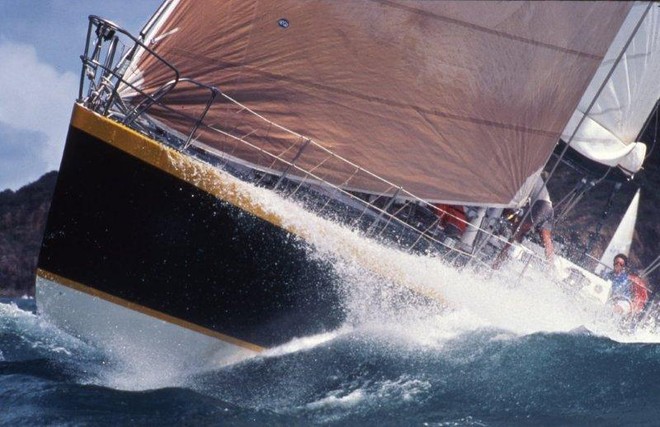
[375,0,604,60]
[167,50,559,138]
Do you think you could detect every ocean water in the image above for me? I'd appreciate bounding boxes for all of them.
[4,169,659,426]
[2,288,660,426]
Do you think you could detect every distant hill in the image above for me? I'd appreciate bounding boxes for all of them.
[0,172,57,297]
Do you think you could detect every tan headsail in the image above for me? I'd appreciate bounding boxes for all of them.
[126,0,631,207]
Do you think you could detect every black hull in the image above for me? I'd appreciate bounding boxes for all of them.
[37,105,344,350]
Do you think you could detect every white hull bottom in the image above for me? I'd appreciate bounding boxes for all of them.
[36,276,259,371]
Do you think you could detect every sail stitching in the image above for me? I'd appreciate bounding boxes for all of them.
[168,50,559,139]
[376,0,604,60]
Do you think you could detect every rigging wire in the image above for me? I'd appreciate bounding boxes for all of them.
[643,102,659,160]
[510,2,654,244]
[582,180,622,263]
[543,2,653,190]
[643,255,660,279]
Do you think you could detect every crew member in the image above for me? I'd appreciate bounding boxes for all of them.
[493,175,554,269]
[604,254,632,299]
[604,253,650,316]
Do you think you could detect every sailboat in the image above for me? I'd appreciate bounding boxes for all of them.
[35,1,658,366]
[594,189,641,277]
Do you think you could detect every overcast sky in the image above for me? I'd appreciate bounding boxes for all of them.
[0,0,161,191]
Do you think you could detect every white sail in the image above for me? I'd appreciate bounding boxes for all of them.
[562,2,660,175]
[594,189,641,275]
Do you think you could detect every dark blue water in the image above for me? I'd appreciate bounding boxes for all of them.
[2,298,660,426]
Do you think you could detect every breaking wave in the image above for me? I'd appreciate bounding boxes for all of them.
[3,281,660,426]
[3,161,659,424]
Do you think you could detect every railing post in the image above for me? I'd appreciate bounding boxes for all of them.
[275,138,312,190]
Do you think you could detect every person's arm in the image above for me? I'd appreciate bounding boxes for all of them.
[492,214,534,269]
[539,228,554,262]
